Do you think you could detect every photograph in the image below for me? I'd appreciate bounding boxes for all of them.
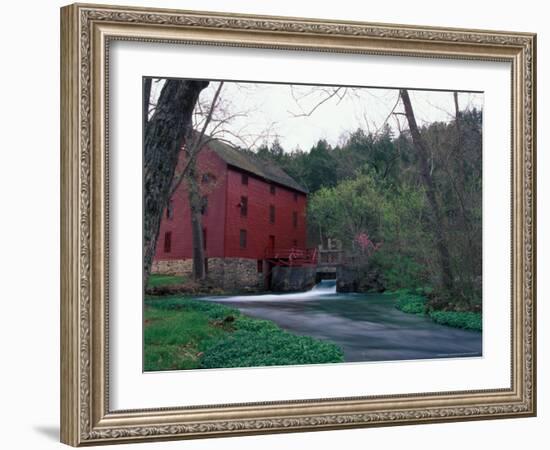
[143,79,484,371]
[57,2,537,446]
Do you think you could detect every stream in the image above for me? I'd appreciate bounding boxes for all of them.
[198,280,482,363]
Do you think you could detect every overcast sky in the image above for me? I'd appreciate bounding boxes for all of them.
[150,79,483,152]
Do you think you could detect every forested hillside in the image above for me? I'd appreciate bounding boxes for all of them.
[254,108,483,312]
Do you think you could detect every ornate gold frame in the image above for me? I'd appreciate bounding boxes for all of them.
[60,3,536,446]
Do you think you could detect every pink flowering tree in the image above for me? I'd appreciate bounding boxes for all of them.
[353,232,382,263]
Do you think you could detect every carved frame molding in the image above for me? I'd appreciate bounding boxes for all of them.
[61,3,536,446]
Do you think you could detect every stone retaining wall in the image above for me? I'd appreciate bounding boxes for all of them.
[151,259,193,276]
[208,258,262,291]
[271,266,317,292]
[152,258,262,291]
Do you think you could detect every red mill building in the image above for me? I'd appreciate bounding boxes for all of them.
[152,138,316,290]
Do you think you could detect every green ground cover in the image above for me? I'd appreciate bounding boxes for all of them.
[388,289,482,332]
[144,296,344,371]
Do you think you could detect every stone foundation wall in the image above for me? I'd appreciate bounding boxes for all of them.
[271,266,317,292]
[151,259,193,277]
[208,258,262,291]
[152,258,262,291]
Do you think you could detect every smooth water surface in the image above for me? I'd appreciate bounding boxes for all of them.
[199,280,482,363]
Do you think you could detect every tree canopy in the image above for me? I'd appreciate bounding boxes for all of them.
[256,107,483,308]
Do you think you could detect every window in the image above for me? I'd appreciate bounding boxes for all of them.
[239,229,247,248]
[292,211,298,228]
[294,192,298,202]
[241,173,248,185]
[270,184,276,195]
[202,228,207,250]
[257,259,263,273]
[163,231,172,253]
[166,201,174,219]
[269,205,275,223]
[293,239,298,248]
[240,196,248,217]
[201,196,208,215]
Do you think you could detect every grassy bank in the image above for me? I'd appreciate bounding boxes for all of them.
[147,274,187,289]
[146,274,264,296]
[144,296,344,371]
[389,289,482,332]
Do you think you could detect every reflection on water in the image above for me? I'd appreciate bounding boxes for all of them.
[199,280,482,363]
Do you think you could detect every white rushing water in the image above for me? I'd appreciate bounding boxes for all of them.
[202,279,337,303]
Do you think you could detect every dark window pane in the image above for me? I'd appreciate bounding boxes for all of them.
[270,184,276,195]
[240,229,247,248]
[240,196,248,217]
[269,205,275,223]
[163,231,172,253]
[292,211,298,228]
[241,173,248,185]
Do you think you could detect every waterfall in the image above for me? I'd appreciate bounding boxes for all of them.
[311,279,337,293]
[201,280,337,303]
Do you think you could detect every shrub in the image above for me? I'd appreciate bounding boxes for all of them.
[390,289,482,332]
[429,311,482,331]
[394,290,427,315]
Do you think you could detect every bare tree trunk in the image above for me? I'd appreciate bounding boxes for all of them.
[187,157,206,280]
[143,79,208,289]
[453,91,461,139]
[400,89,454,292]
[165,82,224,281]
[143,78,152,124]
[168,82,224,198]
[452,91,468,202]
[438,92,469,228]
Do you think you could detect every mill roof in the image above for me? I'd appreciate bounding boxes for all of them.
[205,138,308,194]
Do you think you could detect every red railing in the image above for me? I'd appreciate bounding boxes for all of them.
[264,247,318,266]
